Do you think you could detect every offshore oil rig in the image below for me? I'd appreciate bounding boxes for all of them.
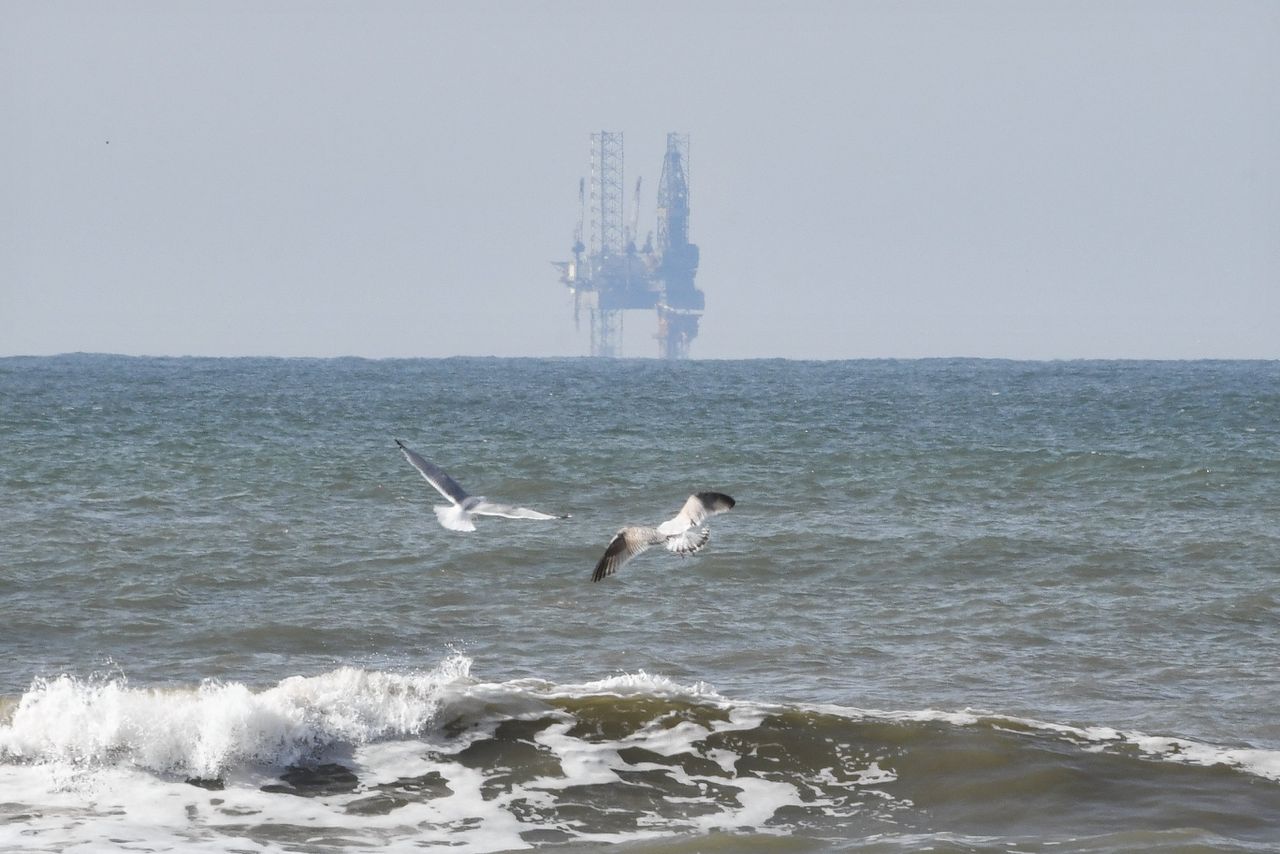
[553,132,703,358]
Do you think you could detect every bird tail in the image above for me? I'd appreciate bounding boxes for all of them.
[434,504,476,532]
[666,527,710,556]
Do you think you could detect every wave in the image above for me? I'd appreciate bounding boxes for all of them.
[3,656,1279,851]
[0,655,471,779]
[3,657,1275,785]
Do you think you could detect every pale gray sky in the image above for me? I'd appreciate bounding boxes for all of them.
[3,0,1277,359]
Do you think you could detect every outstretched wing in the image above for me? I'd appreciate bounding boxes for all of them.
[396,439,469,505]
[471,500,568,521]
[657,492,736,535]
[591,527,661,582]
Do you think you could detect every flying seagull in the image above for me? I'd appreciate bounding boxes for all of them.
[395,439,569,532]
[591,492,736,582]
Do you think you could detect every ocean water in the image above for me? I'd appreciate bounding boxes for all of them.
[1,354,1278,853]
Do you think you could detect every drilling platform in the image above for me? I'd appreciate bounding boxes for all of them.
[553,132,703,358]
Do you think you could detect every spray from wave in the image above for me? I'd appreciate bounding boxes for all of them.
[0,654,472,779]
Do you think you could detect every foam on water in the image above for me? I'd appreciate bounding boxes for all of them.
[5,654,1279,786]
[3,656,1280,851]
[816,703,1280,784]
[0,654,472,779]
[0,656,804,851]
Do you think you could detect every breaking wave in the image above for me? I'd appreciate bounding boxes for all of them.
[0,655,471,779]
[2,655,1279,851]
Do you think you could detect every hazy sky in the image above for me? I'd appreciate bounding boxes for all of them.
[3,0,1277,359]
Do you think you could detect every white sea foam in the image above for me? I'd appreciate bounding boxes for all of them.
[542,669,723,700]
[477,673,1280,788]
[4,657,1279,853]
[0,653,472,779]
[1131,734,1280,781]
[797,700,1280,784]
[985,715,1280,784]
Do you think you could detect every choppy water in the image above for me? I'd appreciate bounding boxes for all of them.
[1,355,1278,852]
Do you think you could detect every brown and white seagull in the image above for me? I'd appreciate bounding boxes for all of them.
[591,492,736,582]
[396,439,570,532]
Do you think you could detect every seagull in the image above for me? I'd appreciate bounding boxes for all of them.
[591,492,736,582]
[395,439,569,532]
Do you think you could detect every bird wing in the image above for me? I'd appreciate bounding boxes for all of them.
[657,492,736,535]
[470,500,567,521]
[591,527,662,582]
[396,439,469,505]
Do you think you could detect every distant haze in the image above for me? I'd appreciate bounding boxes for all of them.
[3,1,1276,359]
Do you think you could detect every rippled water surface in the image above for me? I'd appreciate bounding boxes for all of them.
[1,355,1278,851]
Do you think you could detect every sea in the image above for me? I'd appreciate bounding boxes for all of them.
[1,354,1277,853]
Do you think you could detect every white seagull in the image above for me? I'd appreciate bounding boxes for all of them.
[591,492,736,582]
[396,439,569,532]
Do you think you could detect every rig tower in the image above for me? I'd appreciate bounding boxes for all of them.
[554,132,703,358]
